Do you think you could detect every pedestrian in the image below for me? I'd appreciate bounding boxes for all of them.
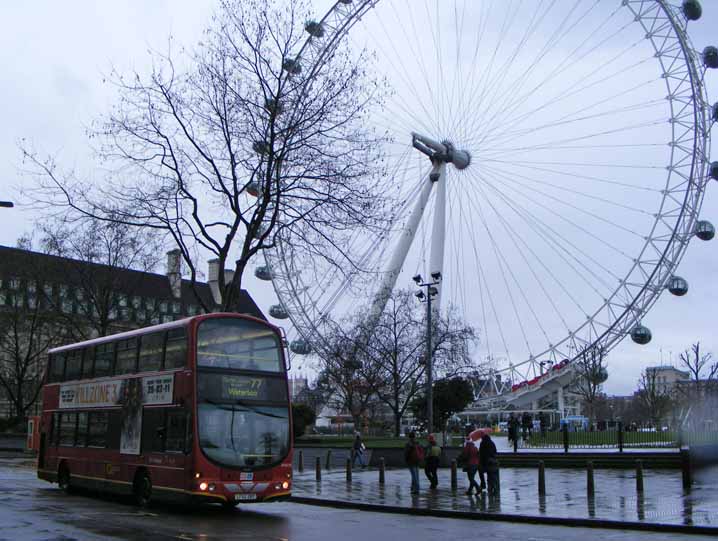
[351,433,367,468]
[508,413,519,446]
[423,434,441,489]
[479,431,500,497]
[539,412,547,438]
[460,435,481,495]
[404,431,424,494]
[521,411,532,441]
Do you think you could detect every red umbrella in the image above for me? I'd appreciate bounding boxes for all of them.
[469,428,491,441]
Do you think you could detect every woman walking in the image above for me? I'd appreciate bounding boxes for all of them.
[461,436,481,495]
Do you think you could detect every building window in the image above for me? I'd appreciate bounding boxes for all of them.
[136,310,146,321]
[160,301,168,314]
[109,308,118,320]
[62,300,73,314]
[43,283,53,297]
[172,302,181,314]
[146,298,156,310]
[115,338,139,374]
[161,314,173,324]
[59,285,68,298]
[75,289,83,301]
[27,280,37,294]
[8,277,20,290]
[120,308,131,321]
[132,296,142,309]
[118,294,128,307]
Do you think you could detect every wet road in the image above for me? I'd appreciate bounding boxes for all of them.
[1,457,714,541]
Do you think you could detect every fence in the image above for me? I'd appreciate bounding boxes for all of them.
[517,424,718,452]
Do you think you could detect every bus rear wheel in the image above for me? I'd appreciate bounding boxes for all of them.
[133,471,152,508]
[57,463,72,494]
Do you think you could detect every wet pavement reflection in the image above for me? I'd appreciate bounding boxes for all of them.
[293,464,718,527]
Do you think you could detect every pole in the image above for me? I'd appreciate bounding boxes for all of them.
[427,286,433,434]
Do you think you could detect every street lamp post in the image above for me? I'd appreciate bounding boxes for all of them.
[414,272,441,434]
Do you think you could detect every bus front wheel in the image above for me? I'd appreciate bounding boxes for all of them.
[133,470,152,507]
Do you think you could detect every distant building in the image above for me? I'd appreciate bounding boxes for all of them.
[0,245,265,417]
[645,365,689,394]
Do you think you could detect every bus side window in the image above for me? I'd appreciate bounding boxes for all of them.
[81,347,94,379]
[141,408,166,454]
[49,413,59,446]
[76,412,88,447]
[164,328,187,369]
[106,411,122,450]
[59,413,77,447]
[115,338,139,375]
[138,333,165,373]
[166,410,188,453]
[87,411,108,448]
[94,342,115,378]
[48,353,66,383]
[65,349,83,381]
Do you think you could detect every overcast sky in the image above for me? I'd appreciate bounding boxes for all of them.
[0,1,716,395]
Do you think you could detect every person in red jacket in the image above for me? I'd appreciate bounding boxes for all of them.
[461,437,481,495]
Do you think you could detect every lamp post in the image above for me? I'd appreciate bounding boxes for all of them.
[414,272,441,434]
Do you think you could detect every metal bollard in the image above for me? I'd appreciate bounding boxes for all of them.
[681,449,692,490]
[562,424,569,453]
[346,457,352,482]
[326,449,332,470]
[586,461,595,498]
[298,450,304,473]
[635,460,644,493]
[379,457,385,484]
[451,459,458,491]
[315,456,321,482]
[538,460,546,496]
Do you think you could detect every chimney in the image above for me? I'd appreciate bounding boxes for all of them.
[208,259,221,304]
[166,249,182,299]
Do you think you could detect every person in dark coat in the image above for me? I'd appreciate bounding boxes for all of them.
[404,431,423,493]
[479,432,500,497]
[508,413,519,446]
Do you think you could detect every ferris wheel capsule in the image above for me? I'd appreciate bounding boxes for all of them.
[712,103,718,123]
[667,276,689,296]
[254,265,273,281]
[631,325,652,345]
[282,58,302,75]
[246,182,260,197]
[682,0,703,21]
[695,220,716,241]
[305,21,325,38]
[269,304,289,319]
[703,46,718,69]
[710,162,718,181]
[290,340,312,355]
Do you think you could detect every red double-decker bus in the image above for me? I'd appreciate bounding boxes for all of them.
[37,313,293,508]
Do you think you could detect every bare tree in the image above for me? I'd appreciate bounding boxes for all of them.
[32,216,165,339]
[635,369,673,427]
[22,0,388,312]
[0,289,69,421]
[679,342,717,386]
[313,318,382,431]
[571,345,608,424]
[357,290,477,437]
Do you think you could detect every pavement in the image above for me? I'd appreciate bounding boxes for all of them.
[292,463,718,532]
[0,457,715,541]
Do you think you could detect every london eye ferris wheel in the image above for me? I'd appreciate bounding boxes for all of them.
[257,0,718,389]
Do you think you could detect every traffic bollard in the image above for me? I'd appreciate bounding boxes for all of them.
[586,461,595,498]
[636,460,644,494]
[451,459,458,491]
[346,458,352,482]
[298,450,304,473]
[379,457,385,485]
[538,460,546,496]
[315,456,321,482]
[326,450,332,470]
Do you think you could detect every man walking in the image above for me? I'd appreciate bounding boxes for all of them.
[404,431,424,494]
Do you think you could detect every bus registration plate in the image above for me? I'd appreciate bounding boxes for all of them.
[235,494,257,501]
[239,472,253,481]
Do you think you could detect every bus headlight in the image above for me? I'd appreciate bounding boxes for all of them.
[208,483,216,492]
[199,482,208,491]
[282,481,290,490]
